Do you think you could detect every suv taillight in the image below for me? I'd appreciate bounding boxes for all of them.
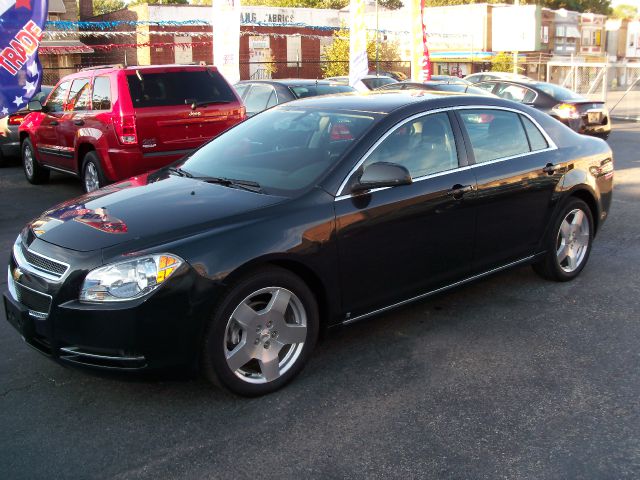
[113,114,138,145]
[8,115,25,126]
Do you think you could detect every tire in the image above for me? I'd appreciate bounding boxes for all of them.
[532,198,594,282]
[202,267,319,396]
[22,138,50,184]
[82,151,106,193]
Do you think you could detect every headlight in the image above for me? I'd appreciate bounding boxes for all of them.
[80,254,183,302]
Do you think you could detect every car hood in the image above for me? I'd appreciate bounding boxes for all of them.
[28,173,286,252]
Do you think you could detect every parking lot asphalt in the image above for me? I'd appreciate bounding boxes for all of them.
[1,123,639,480]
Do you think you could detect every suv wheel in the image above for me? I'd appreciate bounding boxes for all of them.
[82,152,106,193]
[22,138,50,184]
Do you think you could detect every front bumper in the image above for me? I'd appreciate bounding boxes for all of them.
[4,237,217,371]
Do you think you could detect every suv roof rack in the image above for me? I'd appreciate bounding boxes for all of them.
[80,64,124,71]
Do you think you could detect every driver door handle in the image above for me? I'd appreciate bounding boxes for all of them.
[73,119,85,126]
[50,120,59,126]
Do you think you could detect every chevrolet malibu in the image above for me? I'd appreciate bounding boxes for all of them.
[4,92,614,396]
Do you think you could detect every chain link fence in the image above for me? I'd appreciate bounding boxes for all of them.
[548,62,640,121]
[240,60,411,81]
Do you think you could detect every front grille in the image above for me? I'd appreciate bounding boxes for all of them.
[20,243,68,278]
[14,282,51,315]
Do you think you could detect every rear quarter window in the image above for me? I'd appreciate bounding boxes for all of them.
[126,70,236,108]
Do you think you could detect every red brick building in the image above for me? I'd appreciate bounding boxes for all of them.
[80,3,339,80]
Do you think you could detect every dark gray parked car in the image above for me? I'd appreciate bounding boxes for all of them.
[0,86,52,166]
[234,79,355,117]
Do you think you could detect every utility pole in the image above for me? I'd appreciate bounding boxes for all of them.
[375,0,380,75]
[513,0,519,75]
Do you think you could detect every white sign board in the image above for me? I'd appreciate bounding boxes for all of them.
[492,5,539,52]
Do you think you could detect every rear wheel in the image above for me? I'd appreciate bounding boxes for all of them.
[22,138,50,184]
[532,198,593,282]
[202,267,319,396]
[82,151,106,193]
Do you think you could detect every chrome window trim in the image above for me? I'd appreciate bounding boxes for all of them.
[13,236,71,282]
[335,105,558,200]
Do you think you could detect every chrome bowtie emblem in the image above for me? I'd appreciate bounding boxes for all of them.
[12,267,23,283]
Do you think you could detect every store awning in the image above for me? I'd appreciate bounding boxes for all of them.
[39,40,94,54]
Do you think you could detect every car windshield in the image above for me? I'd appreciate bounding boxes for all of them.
[290,84,355,98]
[536,83,583,101]
[179,107,379,196]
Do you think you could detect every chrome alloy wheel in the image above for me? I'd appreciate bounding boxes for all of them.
[224,287,307,384]
[84,162,100,192]
[556,208,590,273]
[23,144,34,178]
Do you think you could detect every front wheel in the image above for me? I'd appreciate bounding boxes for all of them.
[202,267,319,396]
[22,138,50,184]
[532,198,594,282]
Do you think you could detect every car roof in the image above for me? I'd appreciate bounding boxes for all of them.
[59,64,219,80]
[237,79,351,87]
[276,90,513,114]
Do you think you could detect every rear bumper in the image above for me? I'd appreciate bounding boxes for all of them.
[0,127,20,157]
[103,147,194,182]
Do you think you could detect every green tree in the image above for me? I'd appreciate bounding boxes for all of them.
[491,51,513,72]
[426,0,611,15]
[82,0,125,15]
[320,27,401,78]
[611,4,638,18]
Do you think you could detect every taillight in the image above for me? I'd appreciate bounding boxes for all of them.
[8,115,25,126]
[113,114,138,145]
[552,103,580,120]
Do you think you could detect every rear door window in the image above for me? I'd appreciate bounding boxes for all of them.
[290,85,354,98]
[494,83,536,103]
[92,76,112,110]
[68,78,91,111]
[45,81,70,113]
[243,84,277,116]
[126,70,236,108]
[234,84,250,98]
[458,109,531,163]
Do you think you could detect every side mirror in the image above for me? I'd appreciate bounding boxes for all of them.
[27,100,42,112]
[352,162,412,193]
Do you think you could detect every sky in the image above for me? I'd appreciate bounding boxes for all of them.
[611,0,640,8]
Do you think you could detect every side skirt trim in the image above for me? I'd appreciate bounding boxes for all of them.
[339,254,539,327]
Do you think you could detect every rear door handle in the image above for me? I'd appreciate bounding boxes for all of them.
[50,120,59,126]
[542,163,558,174]
[73,119,84,126]
[447,184,474,199]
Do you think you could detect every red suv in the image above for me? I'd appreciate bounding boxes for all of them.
[19,65,245,192]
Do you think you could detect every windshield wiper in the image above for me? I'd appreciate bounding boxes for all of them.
[168,166,193,178]
[185,98,233,109]
[195,176,263,193]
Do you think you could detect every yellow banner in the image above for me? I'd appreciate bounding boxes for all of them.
[349,0,368,86]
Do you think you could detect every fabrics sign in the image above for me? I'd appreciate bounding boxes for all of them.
[0,0,47,117]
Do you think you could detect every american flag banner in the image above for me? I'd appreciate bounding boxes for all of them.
[0,0,47,118]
